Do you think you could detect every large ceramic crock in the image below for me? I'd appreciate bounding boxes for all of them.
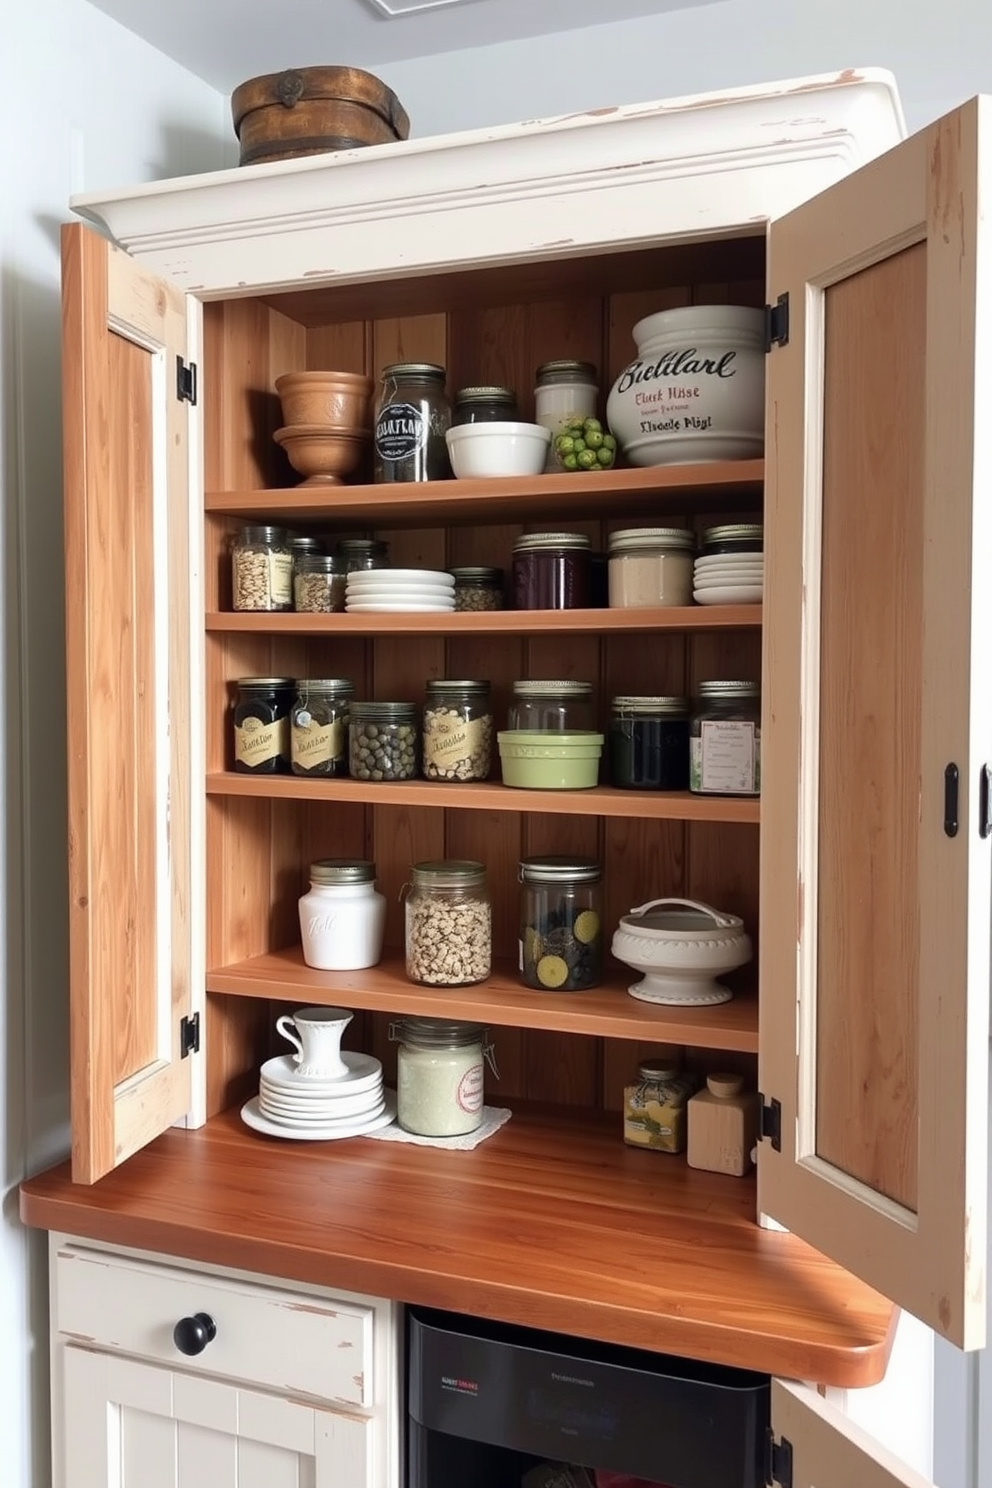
[611,896,752,1005]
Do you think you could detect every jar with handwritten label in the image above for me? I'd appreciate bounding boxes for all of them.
[232,678,294,774]
[298,859,386,971]
[689,681,761,796]
[290,679,354,777]
[390,1016,497,1137]
[422,680,493,782]
[232,525,293,611]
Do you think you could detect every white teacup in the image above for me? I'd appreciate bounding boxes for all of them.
[276,1005,353,1078]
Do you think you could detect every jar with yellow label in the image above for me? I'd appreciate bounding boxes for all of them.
[422,680,492,782]
[290,679,354,777]
[233,677,294,774]
[623,1059,700,1152]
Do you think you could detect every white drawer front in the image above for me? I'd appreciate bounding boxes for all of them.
[55,1245,374,1407]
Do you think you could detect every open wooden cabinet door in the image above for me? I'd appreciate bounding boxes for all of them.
[62,225,195,1183]
[759,98,992,1348]
[770,1381,934,1488]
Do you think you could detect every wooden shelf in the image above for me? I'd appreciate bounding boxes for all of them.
[206,774,762,823]
[19,1103,895,1387]
[205,460,764,527]
[207,604,762,635]
[207,949,759,1051]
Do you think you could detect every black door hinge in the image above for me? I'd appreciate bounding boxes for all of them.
[759,1094,782,1151]
[176,356,198,405]
[764,293,790,352]
[765,1428,793,1488]
[180,1012,200,1058]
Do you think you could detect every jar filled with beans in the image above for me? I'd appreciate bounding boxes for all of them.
[450,566,504,611]
[232,525,293,611]
[348,701,419,781]
[422,680,492,782]
[293,552,347,612]
[404,859,492,986]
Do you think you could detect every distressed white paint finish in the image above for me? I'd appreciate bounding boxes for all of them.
[54,1242,375,1407]
[62,1347,372,1488]
[773,1380,935,1488]
[69,70,905,297]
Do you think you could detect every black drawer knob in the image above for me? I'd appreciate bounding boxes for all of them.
[173,1312,217,1356]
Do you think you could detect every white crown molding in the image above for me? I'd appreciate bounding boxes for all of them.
[71,69,905,299]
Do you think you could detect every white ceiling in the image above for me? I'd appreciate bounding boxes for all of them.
[86,0,714,96]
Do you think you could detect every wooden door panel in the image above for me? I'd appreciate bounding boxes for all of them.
[771,1380,934,1488]
[760,99,992,1348]
[62,225,194,1182]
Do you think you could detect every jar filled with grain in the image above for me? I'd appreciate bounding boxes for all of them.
[293,552,347,612]
[422,680,493,782]
[450,566,504,611]
[348,701,419,781]
[232,525,293,611]
[391,1016,496,1135]
[291,679,354,777]
[404,860,491,986]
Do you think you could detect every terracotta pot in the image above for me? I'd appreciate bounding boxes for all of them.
[273,424,370,485]
[275,371,374,431]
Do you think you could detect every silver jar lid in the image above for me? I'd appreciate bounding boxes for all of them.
[519,854,601,884]
[390,1016,486,1049]
[335,537,388,555]
[349,700,417,719]
[455,385,516,403]
[309,859,376,886]
[410,859,487,888]
[294,552,346,573]
[637,1059,682,1081]
[286,535,325,555]
[701,523,764,546]
[381,362,446,382]
[697,680,761,698]
[236,676,295,689]
[238,524,289,545]
[612,695,689,716]
[608,527,695,553]
[450,566,504,584]
[425,679,491,696]
[512,680,593,697]
[295,678,355,696]
[535,359,598,386]
[513,532,591,553]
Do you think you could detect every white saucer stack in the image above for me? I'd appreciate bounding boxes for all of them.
[345,568,456,613]
[241,1052,396,1141]
[692,551,763,606]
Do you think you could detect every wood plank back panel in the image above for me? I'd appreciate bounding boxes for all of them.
[814,247,925,1211]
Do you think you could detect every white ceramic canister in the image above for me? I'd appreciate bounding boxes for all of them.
[391,1016,494,1136]
[298,859,386,971]
[606,305,765,466]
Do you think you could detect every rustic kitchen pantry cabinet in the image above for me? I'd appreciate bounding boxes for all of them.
[20,70,992,1486]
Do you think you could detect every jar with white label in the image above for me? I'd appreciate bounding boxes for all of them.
[422,680,493,781]
[391,1016,494,1136]
[291,679,354,777]
[232,525,293,611]
[298,859,386,971]
[373,362,451,483]
[690,681,761,795]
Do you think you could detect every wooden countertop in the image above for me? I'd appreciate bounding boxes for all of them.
[20,1102,896,1388]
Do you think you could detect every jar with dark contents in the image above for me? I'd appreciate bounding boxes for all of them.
[453,386,518,425]
[233,678,294,774]
[512,532,592,609]
[334,537,390,572]
[291,679,354,777]
[348,701,419,781]
[610,696,690,789]
[518,855,603,991]
[451,566,504,611]
[373,363,451,483]
[690,680,761,795]
[700,523,764,557]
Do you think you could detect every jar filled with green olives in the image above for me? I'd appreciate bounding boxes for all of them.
[518,855,603,991]
[348,701,419,781]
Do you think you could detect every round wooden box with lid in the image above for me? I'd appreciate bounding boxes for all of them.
[231,66,411,167]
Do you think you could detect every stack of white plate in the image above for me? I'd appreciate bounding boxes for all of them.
[692,552,763,606]
[345,569,455,613]
[240,1052,396,1140]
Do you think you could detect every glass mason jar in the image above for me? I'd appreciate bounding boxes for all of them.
[512,532,592,609]
[422,680,493,782]
[293,552,348,613]
[700,522,764,556]
[534,359,598,471]
[518,855,603,991]
[373,362,451,483]
[334,537,390,573]
[450,566,504,612]
[623,1060,701,1153]
[453,386,518,425]
[232,677,294,774]
[607,527,695,608]
[298,858,386,971]
[690,680,761,795]
[610,695,691,790]
[231,524,293,612]
[291,678,355,777]
[286,534,324,565]
[348,701,419,781]
[404,859,492,986]
[507,680,595,732]
[390,1016,494,1136]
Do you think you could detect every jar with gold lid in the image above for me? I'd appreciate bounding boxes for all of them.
[689,681,761,795]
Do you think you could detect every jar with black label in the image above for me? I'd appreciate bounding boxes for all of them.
[690,680,761,795]
[700,522,764,556]
[373,362,451,483]
[423,680,493,781]
[512,532,592,609]
[334,537,390,572]
[233,677,294,774]
[453,386,518,424]
[610,696,690,790]
[507,680,594,732]
[451,566,504,611]
[232,525,293,612]
[518,855,603,991]
[348,701,419,781]
[291,679,354,777]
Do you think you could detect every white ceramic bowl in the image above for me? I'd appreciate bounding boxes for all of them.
[611,897,752,1005]
[446,421,551,479]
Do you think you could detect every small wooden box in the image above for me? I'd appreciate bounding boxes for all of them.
[686,1074,760,1177]
[231,66,411,168]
